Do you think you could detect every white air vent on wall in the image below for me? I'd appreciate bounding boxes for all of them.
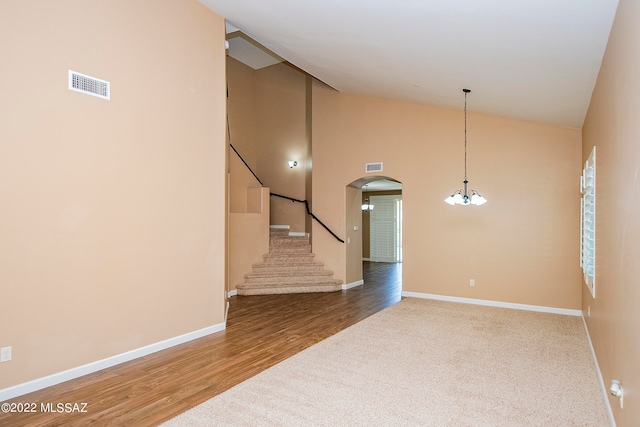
[365,162,383,173]
[68,70,110,100]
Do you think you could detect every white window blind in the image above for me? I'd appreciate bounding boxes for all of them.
[370,195,402,262]
[580,146,596,297]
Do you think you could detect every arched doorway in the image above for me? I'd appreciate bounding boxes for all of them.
[346,177,403,295]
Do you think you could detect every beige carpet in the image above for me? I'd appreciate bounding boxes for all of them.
[162,298,610,426]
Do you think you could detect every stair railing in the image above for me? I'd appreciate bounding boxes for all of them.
[229,143,263,186]
[270,193,345,244]
[229,143,344,244]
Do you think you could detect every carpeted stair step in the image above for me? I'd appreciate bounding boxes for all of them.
[251,262,326,273]
[270,236,309,245]
[261,253,317,264]
[235,225,342,296]
[244,270,336,284]
[269,226,290,238]
[269,246,311,254]
[236,280,343,296]
[270,237,310,252]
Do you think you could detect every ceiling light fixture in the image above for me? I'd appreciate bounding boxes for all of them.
[445,89,487,206]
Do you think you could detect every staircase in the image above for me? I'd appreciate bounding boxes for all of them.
[236,226,343,295]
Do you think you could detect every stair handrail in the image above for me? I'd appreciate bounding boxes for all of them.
[229,143,344,245]
[229,143,263,186]
[270,193,345,244]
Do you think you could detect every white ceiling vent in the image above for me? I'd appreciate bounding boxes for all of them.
[68,70,110,100]
[365,162,383,173]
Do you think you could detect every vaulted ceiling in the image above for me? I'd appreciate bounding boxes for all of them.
[200,0,618,128]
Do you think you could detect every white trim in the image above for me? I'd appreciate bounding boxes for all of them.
[342,280,364,290]
[362,258,371,261]
[288,232,307,237]
[0,322,226,402]
[269,225,290,229]
[582,316,617,427]
[227,289,237,298]
[401,292,582,316]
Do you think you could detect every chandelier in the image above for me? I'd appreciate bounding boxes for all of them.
[361,184,374,212]
[444,89,487,206]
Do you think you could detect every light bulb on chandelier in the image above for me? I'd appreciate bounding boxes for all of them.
[444,89,487,206]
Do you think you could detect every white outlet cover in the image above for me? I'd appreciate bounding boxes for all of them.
[0,346,11,362]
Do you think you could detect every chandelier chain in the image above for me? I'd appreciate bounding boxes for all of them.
[464,90,468,181]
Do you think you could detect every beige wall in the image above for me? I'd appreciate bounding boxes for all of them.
[0,0,226,389]
[312,81,582,310]
[227,60,309,232]
[227,57,259,170]
[345,186,363,285]
[229,188,270,294]
[255,63,308,232]
[582,0,639,424]
[228,152,269,294]
[305,77,314,239]
[229,145,262,214]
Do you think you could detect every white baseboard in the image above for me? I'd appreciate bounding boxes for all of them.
[0,322,226,402]
[269,225,290,229]
[401,291,582,316]
[582,316,617,427]
[227,289,237,298]
[342,280,364,290]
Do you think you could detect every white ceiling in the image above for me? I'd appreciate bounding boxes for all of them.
[201,0,618,128]
[226,33,284,70]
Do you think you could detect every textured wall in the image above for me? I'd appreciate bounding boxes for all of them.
[0,0,227,389]
[582,0,640,424]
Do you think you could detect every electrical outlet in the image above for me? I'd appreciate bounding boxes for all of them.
[470,279,475,287]
[0,346,12,362]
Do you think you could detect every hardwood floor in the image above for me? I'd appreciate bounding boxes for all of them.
[1,262,402,427]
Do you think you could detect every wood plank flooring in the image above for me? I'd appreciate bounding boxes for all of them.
[0,262,402,427]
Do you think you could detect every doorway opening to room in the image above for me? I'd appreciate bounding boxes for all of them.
[347,177,403,297]
[364,193,403,263]
[361,178,403,263]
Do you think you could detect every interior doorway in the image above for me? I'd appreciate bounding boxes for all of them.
[346,176,402,291]
[367,194,403,262]
[361,178,402,263]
